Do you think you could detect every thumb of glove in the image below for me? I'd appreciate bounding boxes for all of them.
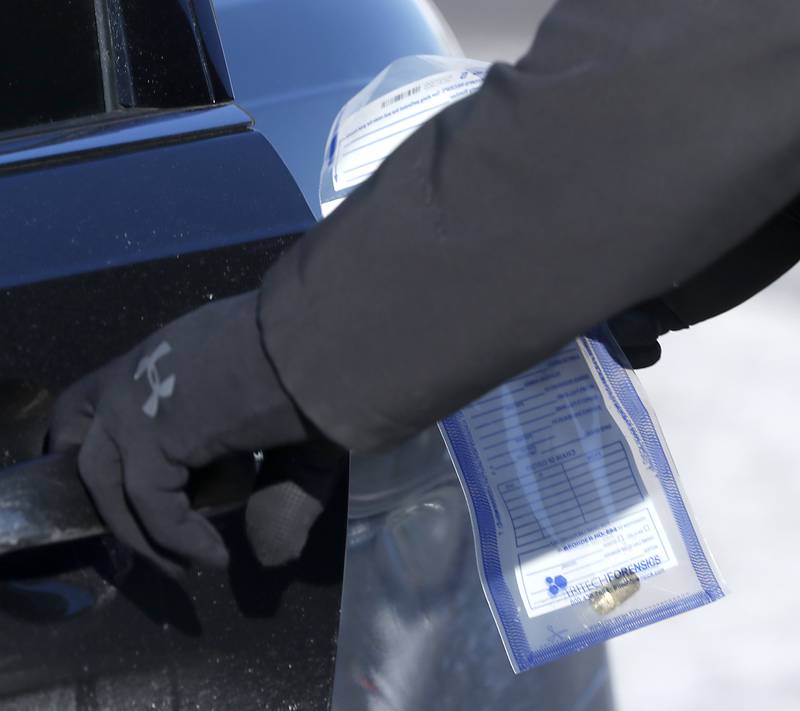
[245,441,346,567]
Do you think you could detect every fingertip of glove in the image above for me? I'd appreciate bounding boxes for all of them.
[247,535,304,568]
[149,555,188,581]
[46,401,95,453]
[199,544,230,570]
[182,525,230,570]
[245,482,323,567]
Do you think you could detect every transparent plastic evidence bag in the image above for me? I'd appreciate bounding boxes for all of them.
[321,55,725,673]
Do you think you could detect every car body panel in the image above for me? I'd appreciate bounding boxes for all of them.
[213,0,461,215]
[0,1,614,708]
[0,126,312,290]
[0,115,346,707]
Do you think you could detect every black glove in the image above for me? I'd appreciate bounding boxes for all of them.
[245,441,346,568]
[48,291,314,576]
[609,299,687,368]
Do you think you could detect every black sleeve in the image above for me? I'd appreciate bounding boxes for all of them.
[610,201,800,367]
[661,199,800,325]
[258,0,800,452]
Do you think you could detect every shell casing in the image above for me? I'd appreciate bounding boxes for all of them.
[589,571,641,615]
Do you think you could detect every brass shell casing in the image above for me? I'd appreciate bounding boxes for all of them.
[589,572,641,615]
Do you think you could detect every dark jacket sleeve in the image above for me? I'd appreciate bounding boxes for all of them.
[660,200,800,326]
[610,201,800,367]
[258,0,800,452]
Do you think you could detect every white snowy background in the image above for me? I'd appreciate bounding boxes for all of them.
[433,1,800,708]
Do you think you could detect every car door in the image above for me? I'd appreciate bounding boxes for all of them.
[0,2,346,708]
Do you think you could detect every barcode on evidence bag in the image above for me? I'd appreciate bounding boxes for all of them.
[381,84,422,109]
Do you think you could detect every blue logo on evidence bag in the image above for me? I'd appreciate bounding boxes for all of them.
[546,575,568,596]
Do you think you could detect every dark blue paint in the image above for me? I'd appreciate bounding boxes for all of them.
[0,130,313,289]
[213,0,459,214]
[194,0,235,100]
[7,580,95,618]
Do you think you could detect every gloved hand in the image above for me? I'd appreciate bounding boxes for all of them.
[609,299,686,368]
[48,290,315,577]
[245,441,346,567]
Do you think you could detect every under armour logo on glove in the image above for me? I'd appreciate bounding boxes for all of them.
[134,341,176,417]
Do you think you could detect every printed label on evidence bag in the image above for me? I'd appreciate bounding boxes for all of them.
[448,339,677,619]
[330,68,487,193]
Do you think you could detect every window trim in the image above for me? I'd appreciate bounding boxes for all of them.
[0,103,253,174]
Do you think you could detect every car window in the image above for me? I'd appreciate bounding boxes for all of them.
[1,0,105,133]
[0,0,223,138]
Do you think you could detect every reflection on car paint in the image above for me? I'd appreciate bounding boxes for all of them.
[0,580,95,622]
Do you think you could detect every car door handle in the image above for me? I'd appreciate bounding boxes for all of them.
[0,450,258,556]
